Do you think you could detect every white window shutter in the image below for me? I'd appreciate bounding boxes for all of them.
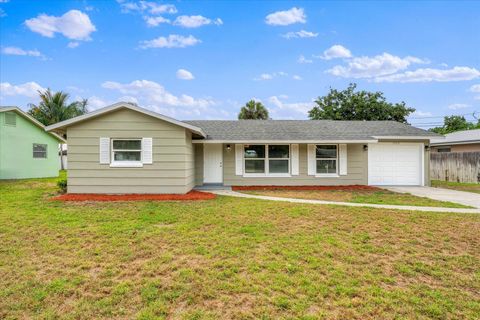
[99,137,110,164]
[291,144,299,175]
[339,144,347,175]
[142,138,153,164]
[235,144,243,175]
[307,144,316,176]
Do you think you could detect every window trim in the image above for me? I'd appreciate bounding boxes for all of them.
[4,112,16,126]
[33,143,47,159]
[243,144,291,177]
[437,147,451,153]
[315,144,339,177]
[110,138,143,168]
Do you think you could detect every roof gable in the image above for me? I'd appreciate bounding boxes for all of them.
[45,102,206,137]
[0,107,66,143]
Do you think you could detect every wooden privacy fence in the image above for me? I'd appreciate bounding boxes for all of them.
[430,151,480,183]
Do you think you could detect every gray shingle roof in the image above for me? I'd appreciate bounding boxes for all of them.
[430,129,480,145]
[183,120,440,141]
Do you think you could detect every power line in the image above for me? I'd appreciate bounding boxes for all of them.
[409,111,478,120]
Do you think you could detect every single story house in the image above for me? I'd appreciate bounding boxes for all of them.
[0,107,65,179]
[46,102,440,194]
[430,129,480,153]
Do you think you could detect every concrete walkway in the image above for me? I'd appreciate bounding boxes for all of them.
[385,186,480,209]
[210,190,480,214]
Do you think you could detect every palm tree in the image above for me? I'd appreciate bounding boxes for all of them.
[28,89,88,170]
[238,100,270,120]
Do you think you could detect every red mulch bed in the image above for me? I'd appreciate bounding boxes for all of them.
[232,185,381,191]
[52,190,216,202]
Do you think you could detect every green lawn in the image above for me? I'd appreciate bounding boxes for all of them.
[240,188,470,208]
[1,176,480,319]
[432,180,480,194]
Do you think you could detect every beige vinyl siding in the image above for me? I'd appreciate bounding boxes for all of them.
[185,131,195,191]
[194,144,204,186]
[67,108,194,194]
[223,143,367,186]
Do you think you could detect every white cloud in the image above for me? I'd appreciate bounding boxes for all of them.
[144,16,170,27]
[469,84,480,93]
[102,80,215,110]
[448,103,470,110]
[101,80,220,119]
[268,95,312,118]
[139,34,201,49]
[292,75,302,80]
[374,66,480,83]
[87,96,109,110]
[0,0,10,3]
[255,73,273,81]
[173,15,222,28]
[328,53,427,79]
[412,110,432,117]
[176,69,194,80]
[1,46,45,59]
[119,1,177,14]
[297,55,312,64]
[253,71,288,81]
[0,82,45,98]
[67,41,80,48]
[25,10,96,41]
[0,8,6,18]
[317,44,352,60]
[265,7,306,26]
[282,30,318,39]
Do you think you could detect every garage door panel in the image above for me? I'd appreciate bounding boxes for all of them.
[368,143,422,186]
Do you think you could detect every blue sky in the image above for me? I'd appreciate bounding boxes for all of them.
[1,0,479,128]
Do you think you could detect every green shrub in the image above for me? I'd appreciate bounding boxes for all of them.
[57,179,67,193]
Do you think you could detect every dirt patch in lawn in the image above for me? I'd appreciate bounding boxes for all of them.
[51,190,216,202]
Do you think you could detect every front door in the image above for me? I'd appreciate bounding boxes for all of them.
[204,144,223,184]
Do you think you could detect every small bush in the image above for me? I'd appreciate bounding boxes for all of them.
[57,179,67,193]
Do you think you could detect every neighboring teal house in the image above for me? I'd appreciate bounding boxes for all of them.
[0,107,65,179]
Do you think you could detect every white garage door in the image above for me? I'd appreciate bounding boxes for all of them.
[368,143,423,186]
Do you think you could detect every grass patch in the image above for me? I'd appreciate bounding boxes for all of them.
[432,180,480,194]
[240,188,470,208]
[1,175,479,319]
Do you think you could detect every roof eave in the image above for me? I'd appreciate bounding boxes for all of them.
[192,139,379,144]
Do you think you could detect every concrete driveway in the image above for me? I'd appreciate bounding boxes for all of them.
[385,186,480,209]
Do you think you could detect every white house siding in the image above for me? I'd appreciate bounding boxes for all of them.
[66,108,194,194]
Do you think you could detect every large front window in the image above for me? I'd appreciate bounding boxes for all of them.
[244,144,290,175]
[112,139,142,163]
[316,145,337,175]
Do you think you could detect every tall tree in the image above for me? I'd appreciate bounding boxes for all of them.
[28,89,88,170]
[429,115,480,134]
[238,100,269,120]
[308,83,415,123]
[28,89,88,126]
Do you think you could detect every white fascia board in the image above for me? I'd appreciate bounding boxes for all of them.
[372,136,442,141]
[192,139,378,144]
[431,140,480,146]
[45,102,206,138]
